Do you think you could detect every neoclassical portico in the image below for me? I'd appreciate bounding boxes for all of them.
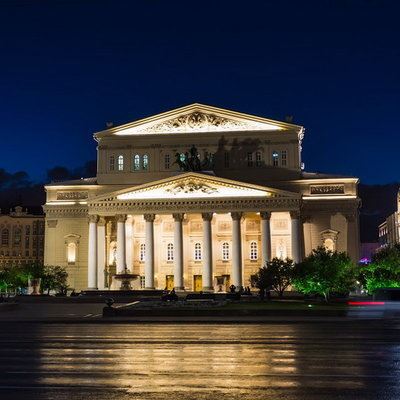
[85,172,302,291]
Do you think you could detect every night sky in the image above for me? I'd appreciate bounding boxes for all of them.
[1,0,399,184]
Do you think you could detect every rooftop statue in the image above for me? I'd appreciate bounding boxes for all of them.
[174,145,214,172]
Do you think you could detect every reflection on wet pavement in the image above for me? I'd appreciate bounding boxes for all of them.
[0,322,399,399]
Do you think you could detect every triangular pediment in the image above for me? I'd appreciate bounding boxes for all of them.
[92,173,300,202]
[95,103,303,137]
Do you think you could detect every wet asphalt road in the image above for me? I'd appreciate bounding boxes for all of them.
[0,321,399,400]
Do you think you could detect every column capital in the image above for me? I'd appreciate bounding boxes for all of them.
[260,211,271,220]
[144,213,155,223]
[172,213,185,222]
[289,210,301,219]
[98,217,107,227]
[201,212,213,221]
[115,214,127,223]
[231,212,243,221]
[88,214,99,224]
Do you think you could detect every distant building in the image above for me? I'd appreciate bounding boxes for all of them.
[0,206,45,266]
[378,190,400,247]
[360,242,380,264]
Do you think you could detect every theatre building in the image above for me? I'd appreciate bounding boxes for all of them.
[43,104,360,292]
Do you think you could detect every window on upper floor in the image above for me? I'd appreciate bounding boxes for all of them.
[222,242,230,261]
[224,152,230,168]
[140,243,146,262]
[25,225,30,235]
[255,151,262,167]
[272,151,279,166]
[25,236,29,248]
[142,154,149,170]
[164,154,171,169]
[180,153,186,163]
[281,150,287,167]
[14,229,21,245]
[247,152,253,167]
[133,154,140,171]
[250,241,258,260]
[117,155,124,171]
[194,242,202,261]
[109,155,115,171]
[1,229,9,245]
[166,242,174,261]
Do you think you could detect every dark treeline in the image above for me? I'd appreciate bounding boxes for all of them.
[0,162,398,243]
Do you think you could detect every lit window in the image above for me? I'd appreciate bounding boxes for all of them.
[250,241,258,260]
[142,154,149,170]
[194,242,202,261]
[140,243,146,261]
[324,238,335,252]
[180,153,186,163]
[164,154,170,169]
[255,152,262,167]
[109,156,115,171]
[117,155,124,171]
[224,152,230,168]
[133,154,140,171]
[14,229,21,245]
[281,150,287,167]
[222,242,230,261]
[247,152,253,167]
[167,242,174,261]
[140,276,145,288]
[272,151,279,166]
[67,242,77,263]
[1,229,9,245]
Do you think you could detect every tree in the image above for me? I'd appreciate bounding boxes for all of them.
[359,244,400,293]
[292,247,357,302]
[251,258,294,297]
[41,265,68,295]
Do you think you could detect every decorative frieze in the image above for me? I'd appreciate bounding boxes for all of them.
[57,191,88,200]
[310,185,345,195]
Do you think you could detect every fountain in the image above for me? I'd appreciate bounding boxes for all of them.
[113,267,140,290]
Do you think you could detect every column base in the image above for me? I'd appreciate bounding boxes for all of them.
[202,286,214,292]
[87,287,98,290]
[174,286,185,291]
[144,287,155,290]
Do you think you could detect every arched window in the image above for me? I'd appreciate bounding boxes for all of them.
[250,241,258,260]
[272,151,279,166]
[194,242,202,261]
[167,242,174,261]
[142,154,149,170]
[255,152,262,167]
[133,154,140,171]
[67,242,77,263]
[164,154,170,169]
[1,229,9,245]
[222,242,230,261]
[109,155,115,171]
[179,153,186,163]
[281,150,287,167]
[14,228,21,245]
[247,152,253,167]
[117,155,124,171]
[140,243,146,261]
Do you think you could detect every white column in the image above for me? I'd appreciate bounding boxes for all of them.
[231,212,243,288]
[97,217,106,290]
[125,216,134,273]
[260,211,272,265]
[144,214,155,289]
[173,213,184,290]
[87,215,98,290]
[116,214,127,274]
[290,211,301,263]
[202,212,213,291]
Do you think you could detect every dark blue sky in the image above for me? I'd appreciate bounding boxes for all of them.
[1,0,399,183]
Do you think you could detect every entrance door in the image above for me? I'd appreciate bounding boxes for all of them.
[166,275,174,290]
[193,275,202,292]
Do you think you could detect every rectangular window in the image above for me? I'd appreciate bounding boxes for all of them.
[247,152,253,167]
[25,236,29,248]
[224,152,230,168]
[281,150,287,167]
[117,155,124,171]
[272,151,279,167]
[255,152,262,167]
[109,156,115,171]
[133,155,140,171]
[140,276,146,289]
[164,154,170,169]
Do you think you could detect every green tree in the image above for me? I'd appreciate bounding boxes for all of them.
[251,258,294,297]
[41,265,68,295]
[292,247,356,302]
[359,244,400,293]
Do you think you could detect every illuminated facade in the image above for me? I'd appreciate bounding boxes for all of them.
[0,206,45,266]
[378,189,400,247]
[43,104,360,291]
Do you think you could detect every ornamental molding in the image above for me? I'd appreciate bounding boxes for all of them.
[166,181,218,196]
[57,191,88,200]
[135,111,271,134]
[310,185,345,195]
